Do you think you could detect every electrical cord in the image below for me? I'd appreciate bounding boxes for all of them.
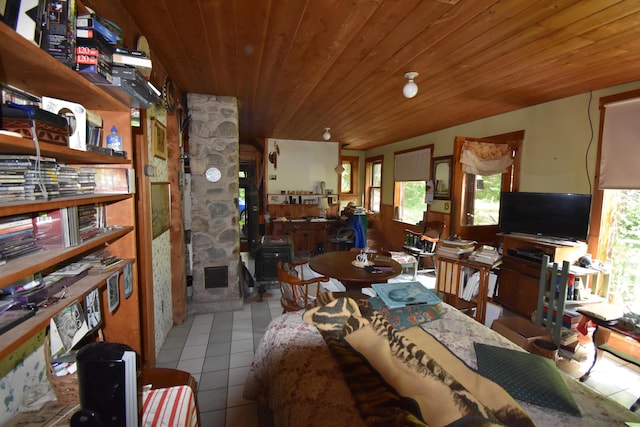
[8,103,48,200]
[585,91,594,194]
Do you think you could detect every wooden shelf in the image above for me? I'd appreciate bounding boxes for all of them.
[0,226,134,288]
[0,264,129,360]
[0,194,132,217]
[0,133,131,164]
[0,22,129,112]
[0,16,142,366]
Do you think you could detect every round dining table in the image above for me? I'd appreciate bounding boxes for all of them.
[308,250,403,289]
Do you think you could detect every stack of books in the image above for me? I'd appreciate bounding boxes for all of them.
[436,239,477,260]
[75,14,118,84]
[77,168,97,195]
[371,281,442,309]
[468,245,501,265]
[0,155,60,201]
[78,205,100,242]
[82,249,125,274]
[57,166,81,198]
[0,215,38,263]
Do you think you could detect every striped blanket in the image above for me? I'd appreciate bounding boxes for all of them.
[303,293,534,427]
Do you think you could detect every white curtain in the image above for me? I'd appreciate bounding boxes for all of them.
[599,97,640,189]
[460,140,513,176]
[394,147,431,181]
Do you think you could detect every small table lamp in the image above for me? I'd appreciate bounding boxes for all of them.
[317,197,330,218]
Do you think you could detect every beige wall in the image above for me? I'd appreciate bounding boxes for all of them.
[357,80,640,212]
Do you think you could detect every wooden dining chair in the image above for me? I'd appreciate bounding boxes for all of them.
[277,260,330,312]
[140,367,200,425]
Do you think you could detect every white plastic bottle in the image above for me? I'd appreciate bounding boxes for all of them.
[106,125,122,151]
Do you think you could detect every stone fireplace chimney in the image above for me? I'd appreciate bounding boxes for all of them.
[187,94,242,312]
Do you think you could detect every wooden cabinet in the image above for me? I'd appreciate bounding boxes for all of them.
[0,23,141,361]
[495,234,586,317]
[270,220,340,253]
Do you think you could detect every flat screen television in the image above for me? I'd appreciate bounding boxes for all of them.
[498,192,592,241]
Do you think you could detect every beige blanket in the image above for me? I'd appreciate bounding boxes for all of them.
[303,295,534,427]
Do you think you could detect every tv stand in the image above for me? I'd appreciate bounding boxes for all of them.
[496,234,587,317]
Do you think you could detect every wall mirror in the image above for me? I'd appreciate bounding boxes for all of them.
[433,155,452,200]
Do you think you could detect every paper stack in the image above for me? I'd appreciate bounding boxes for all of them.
[437,239,476,259]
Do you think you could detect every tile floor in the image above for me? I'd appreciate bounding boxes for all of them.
[155,257,640,426]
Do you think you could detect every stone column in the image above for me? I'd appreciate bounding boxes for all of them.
[187,94,242,312]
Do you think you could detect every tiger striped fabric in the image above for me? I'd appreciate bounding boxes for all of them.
[303,294,534,427]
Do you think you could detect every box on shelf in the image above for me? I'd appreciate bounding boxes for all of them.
[491,316,552,350]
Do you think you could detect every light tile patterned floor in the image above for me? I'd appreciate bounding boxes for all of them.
[155,256,640,426]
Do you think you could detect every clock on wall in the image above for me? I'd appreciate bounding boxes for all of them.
[205,167,222,182]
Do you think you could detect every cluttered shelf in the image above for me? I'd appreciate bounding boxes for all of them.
[0,194,132,217]
[0,260,131,360]
[0,226,133,287]
[0,21,129,112]
[0,133,131,165]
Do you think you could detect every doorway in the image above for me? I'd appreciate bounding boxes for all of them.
[240,161,260,254]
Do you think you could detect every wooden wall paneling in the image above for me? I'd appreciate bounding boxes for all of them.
[168,108,187,324]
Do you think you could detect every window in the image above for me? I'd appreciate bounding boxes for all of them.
[393,146,432,224]
[452,133,523,240]
[592,89,640,307]
[461,172,503,226]
[339,156,358,195]
[365,157,382,212]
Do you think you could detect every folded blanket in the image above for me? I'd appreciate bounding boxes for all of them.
[303,294,534,427]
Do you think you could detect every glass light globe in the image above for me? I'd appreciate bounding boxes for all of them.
[403,81,418,98]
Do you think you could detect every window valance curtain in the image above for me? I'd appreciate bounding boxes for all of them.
[599,97,640,189]
[394,148,431,181]
[460,140,514,176]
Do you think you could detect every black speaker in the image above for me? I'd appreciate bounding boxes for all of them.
[74,342,139,427]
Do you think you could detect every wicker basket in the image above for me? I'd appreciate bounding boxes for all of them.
[44,334,79,405]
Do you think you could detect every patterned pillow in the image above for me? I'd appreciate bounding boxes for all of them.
[474,342,581,416]
[368,296,444,330]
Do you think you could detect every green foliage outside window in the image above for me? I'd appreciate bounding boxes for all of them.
[606,190,640,311]
[341,162,352,193]
[399,181,426,225]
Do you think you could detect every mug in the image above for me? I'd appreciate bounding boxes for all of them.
[355,252,368,263]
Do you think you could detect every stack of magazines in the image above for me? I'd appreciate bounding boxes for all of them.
[468,245,501,265]
[436,239,476,259]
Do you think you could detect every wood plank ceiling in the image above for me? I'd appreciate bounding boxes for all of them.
[115,0,640,150]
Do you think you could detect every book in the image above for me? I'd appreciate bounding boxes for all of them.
[112,52,152,69]
[76,12,123,45]
[372,281,442,309]
[439,239,477,249]
[49,301,89,355]
[40,0,76,67]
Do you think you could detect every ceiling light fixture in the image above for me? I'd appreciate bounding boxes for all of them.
[322,127,331,141]
[403,72,419,98]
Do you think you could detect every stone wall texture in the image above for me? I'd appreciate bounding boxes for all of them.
[187,94,242,312]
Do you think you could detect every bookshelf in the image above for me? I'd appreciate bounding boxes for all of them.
[0,22,141,361]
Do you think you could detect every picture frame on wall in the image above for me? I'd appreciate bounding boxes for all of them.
[107,271,120,313]
[84,287,102,331]
[151,182,171,238]
[123,262,133,299]
[432,155,453,200]
[152,118,167,160]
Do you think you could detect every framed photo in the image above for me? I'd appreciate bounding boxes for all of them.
[107,271,120,313]
[84,287,102,331]
[152,118,167,160]
[151,182,171,238]
[123,262,133,299]
[432,155,453,200]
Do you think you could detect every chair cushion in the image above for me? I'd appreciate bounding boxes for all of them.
[368,296,444,330]
[474,342,581,416]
